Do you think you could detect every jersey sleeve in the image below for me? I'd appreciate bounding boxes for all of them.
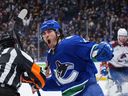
[74,38,95,60]
[63,36,95,61]
[18,50,46,89]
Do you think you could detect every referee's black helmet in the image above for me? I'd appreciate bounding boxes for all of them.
[0,32,16,49]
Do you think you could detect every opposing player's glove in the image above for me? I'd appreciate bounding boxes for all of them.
[92,42,113,61]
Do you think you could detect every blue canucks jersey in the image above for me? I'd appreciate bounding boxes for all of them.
[44,35,98,95]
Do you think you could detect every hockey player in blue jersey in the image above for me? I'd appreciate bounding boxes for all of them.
[40,20,113,96]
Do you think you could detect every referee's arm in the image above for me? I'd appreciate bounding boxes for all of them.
[19,50,46,89]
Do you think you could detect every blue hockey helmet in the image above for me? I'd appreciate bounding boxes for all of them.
[40,20,61,34]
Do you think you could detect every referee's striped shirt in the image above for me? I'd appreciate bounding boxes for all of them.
[0,47,46,89]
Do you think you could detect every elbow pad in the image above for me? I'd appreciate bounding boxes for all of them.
[92,42,113,61]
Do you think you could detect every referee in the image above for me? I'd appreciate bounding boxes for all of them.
[0,32,46,96]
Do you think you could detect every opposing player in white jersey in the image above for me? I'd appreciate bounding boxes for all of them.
[101,28,128,96]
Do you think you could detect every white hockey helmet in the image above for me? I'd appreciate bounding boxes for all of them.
[117,28,128,37]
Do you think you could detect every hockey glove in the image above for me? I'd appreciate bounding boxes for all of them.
[92,42,113,61]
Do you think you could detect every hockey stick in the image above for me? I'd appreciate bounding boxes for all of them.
[18,9,28,20]
[13,9,28,50]
[37,90,41,96]
[16,9,42,96]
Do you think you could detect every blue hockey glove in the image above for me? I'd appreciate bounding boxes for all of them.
[92,42,113,61]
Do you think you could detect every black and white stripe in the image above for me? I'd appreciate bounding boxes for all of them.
[0,48,33,89]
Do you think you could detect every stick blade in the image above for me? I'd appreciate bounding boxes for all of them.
[18,9,28,20]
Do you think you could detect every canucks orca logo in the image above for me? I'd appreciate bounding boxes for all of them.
[54,60,79,85]
[56,60,74,78]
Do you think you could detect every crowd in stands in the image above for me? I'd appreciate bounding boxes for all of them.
[0,0,128,61]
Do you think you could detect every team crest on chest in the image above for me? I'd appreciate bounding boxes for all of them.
[118,53,128,64]
[55,60,74,78]
[54,60,79,84]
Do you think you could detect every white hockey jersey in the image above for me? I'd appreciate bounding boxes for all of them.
[109,41,128,67]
